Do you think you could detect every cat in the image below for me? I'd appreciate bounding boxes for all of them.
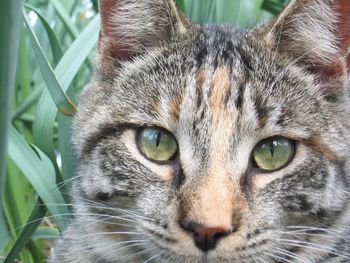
[52,0,350,262]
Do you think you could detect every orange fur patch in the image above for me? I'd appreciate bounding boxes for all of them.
[186,175,247,230]
[168,92,183,122]
[182,66,248,229]
[209,66,231,124]
[150,97,160,113]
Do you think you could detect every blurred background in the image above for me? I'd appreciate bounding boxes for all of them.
[0,0,287,262]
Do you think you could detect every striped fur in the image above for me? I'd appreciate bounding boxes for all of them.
[52,0,350,262]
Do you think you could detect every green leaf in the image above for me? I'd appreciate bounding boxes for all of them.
[23,10,77,116]
[175,0,186,12]
[0,0,24,251]
[16,28,32,105]
[3,160,32,237]
[49,0,80,38]
[24,3,64,65]
[0,211,9,256]
[57,113,75,182]
[55,15,100,89]
[8,125,70,231]
[4,199,47,263]
[32,227,60,240]
[33,15,99,170]
[261,0,287,15]
[11,85,44,121]
[180,0,270,25]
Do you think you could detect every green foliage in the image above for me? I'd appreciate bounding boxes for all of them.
[0,0,24,259]
[180,0,271,25]
[1,0,285,262]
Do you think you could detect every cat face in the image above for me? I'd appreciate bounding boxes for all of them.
[68,0,350,262]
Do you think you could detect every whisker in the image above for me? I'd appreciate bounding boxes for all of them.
[255,255,269,263]
[285,225,350,240]
[274,247,310,263]
[78,240,150,261]
[132,244,158,258]
[73,197,155,222]
[263,251,294,263]
[73,231,144,239]
[143,252,162,263]
[9,211,140,232]
[282,230,349,242]
[35,201,150,224]
[55,175,82,191]
[278,239,350,260]
[52,239,148,254]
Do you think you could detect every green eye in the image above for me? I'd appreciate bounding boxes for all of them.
[138,127,177,162]
[253,137,295,171]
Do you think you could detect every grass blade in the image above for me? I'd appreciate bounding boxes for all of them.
[3,160,32,237]
[0,212,9,256]
[24,4,64,65]
[33,15,99,168]
[260,0,287,15]
[32,227,60,240]
[8,125,70,231]
[16,28,32,109]
[55,15,100,89]
[0,0,24,252]
[4,199,47,263]
[23,10,76,116]
[49,0,80,38]
[175,0,185,12]
[57,113,75,182]
[11,85,44,121]
[180,0,271,25]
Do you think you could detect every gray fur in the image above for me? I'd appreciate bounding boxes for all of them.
[52,0,350,262]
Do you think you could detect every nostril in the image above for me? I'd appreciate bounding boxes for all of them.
[180,221,232,252]
[196,227,230,252]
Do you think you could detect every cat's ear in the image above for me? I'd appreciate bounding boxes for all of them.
[265,0,350,85]
[97,0,190,69]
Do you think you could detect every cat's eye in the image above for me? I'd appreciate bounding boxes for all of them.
[138,127,178,162]
[253,137,295,171]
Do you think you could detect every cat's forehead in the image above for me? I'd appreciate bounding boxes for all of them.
[112,25,320,133]
[118,24,312,97]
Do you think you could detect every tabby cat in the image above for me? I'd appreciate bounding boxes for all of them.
[52,0,350,262]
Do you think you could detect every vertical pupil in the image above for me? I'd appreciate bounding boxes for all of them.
[269,141,275,157]
[155,132,161,147]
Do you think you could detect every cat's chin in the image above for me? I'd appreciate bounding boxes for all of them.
[141,237,278,263]
[137,249,276,263]
[125,223,282,263]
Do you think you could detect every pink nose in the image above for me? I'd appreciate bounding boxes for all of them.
[194,227,229,252]
[181,221,232,252]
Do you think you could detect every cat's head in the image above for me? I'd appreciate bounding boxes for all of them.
[72,0,350,261]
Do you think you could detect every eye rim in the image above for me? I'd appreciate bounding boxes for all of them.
[251,136,296,173]
[136,126,179,165]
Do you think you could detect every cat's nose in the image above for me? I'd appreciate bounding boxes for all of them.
[180,221,232,252]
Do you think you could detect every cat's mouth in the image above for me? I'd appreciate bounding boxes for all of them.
[143,229,279,263]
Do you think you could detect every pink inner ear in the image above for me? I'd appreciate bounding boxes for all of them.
[316,0,350,77]
[99,0,117,37]
[335,0,350,52]
[335,0,350,73]
[98,0,134,59]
